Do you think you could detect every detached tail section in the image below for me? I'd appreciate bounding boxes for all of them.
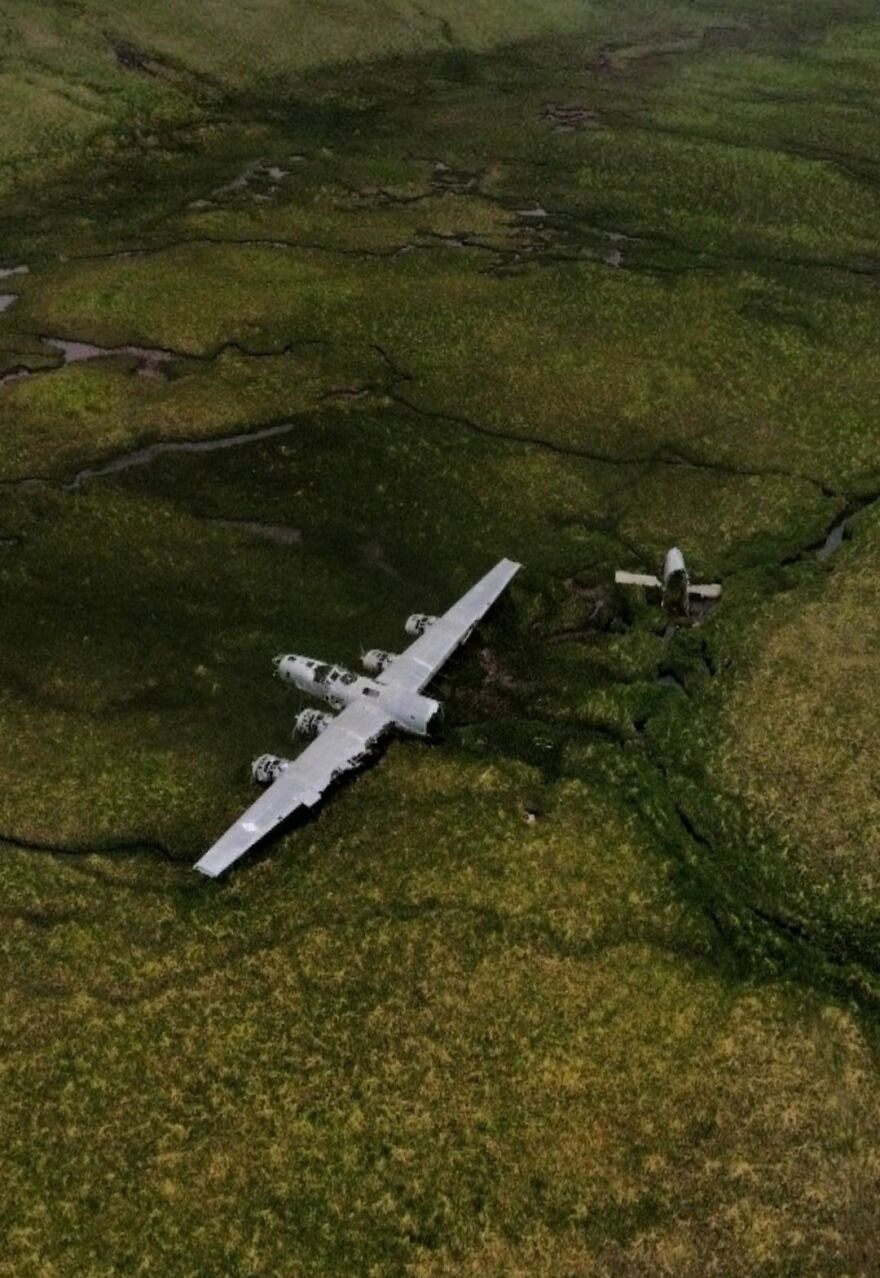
[616,546,721,616]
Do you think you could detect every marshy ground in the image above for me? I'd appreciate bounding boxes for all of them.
[3,2,880,1273]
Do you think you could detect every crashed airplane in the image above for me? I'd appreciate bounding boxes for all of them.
[615,546,721,617]
[196,558,521,877]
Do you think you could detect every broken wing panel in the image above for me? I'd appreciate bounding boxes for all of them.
[379,558,521,694]
[195,700,393,878]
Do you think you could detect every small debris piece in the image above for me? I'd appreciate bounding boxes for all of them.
[543,102,601,131]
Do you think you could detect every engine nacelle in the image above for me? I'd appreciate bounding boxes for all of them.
[294,707,334,739]
[362,648,397,675]
[251,754,291,785]
[405,613,437,637]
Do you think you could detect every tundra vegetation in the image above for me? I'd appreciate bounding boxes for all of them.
[2,1,880,1274]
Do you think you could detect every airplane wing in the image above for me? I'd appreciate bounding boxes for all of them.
[615,570,662,588]
[195,699,393,878]
[688,582,722,599]
[378,558,521,694]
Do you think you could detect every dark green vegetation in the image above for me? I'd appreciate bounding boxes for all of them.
[3,2,880,1273]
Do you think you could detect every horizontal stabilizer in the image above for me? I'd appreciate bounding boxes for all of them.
[615,571,662,589]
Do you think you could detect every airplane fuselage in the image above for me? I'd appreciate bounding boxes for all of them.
[196,557,520,877]
[662,546,690,615]
[274,654,441,736]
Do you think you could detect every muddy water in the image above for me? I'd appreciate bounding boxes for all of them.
[45,338,172,373]
[1,335,174,394]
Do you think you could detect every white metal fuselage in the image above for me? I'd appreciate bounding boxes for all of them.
[662,546,690,614]
[274,654,441,736]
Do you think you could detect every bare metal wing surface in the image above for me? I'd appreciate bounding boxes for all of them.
[195,700,393,878]
[378,558,522,694]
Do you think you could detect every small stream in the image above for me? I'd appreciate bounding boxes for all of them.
[64,420,301,490]
[205,518,302,545]
[0,367,33,390]
[816,516,847,558]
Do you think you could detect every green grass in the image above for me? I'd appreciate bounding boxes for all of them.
[7,106,880,491]
[5,3,880,1273]
[4,777,878,1276]
[661,499,880,953]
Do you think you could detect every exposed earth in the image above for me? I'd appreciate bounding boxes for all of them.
[3,2,880,1274]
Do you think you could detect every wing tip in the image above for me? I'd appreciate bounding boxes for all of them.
[194,856,223,878]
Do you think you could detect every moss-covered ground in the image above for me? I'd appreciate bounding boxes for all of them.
[3,2,880,1273]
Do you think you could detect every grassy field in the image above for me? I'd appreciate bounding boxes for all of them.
[4,1,880,1273]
